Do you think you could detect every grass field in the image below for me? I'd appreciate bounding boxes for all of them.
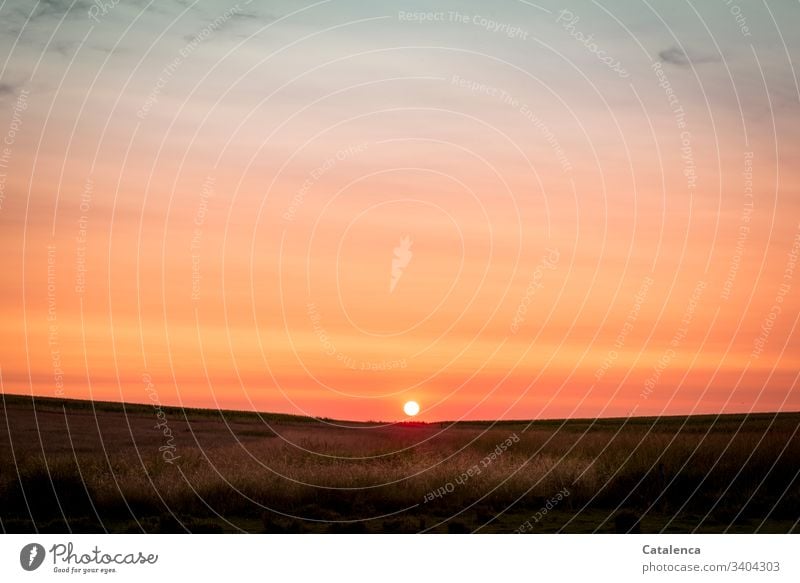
[1,394,798,533]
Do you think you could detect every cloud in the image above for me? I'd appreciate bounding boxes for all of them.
[180,6,274,44]
[30,0,93,21]
[0,0,91,35]
[658,46,719,67]
[33,0,76,19]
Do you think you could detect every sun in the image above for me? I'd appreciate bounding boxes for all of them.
[403,400,420,417]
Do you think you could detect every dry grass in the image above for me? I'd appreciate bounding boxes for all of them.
[1,394,798,533]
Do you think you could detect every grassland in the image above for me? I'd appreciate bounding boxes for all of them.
[1,393,798,533]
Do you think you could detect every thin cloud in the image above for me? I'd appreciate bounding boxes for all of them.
[659,46,719,67]
[0,81,20,96]
[181,6,274,44]
[30,0,93,21]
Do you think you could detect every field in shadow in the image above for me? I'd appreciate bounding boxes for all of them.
[1,394,798,533]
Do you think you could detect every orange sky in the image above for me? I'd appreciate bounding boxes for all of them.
[1,0,799,420]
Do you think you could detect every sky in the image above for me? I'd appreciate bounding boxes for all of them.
[0,0,799,421]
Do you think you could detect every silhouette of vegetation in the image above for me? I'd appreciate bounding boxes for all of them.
[1,394,798,533]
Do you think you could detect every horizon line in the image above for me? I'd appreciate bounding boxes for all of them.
[2,392,797,427]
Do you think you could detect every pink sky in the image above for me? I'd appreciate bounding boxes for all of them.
[1,0,799,420]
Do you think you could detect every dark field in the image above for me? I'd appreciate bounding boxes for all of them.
[1,394,798,533]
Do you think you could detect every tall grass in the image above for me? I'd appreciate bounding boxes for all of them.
[1,395,798,532]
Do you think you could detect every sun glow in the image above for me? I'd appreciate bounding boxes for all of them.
[403,401,420,417]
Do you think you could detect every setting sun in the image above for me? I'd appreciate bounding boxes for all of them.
[403,401,420,417]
